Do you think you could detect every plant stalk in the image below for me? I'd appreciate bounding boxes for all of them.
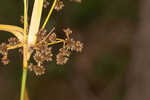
[20,68,28,100]
[41,0,57,30]
[20,0,28,100]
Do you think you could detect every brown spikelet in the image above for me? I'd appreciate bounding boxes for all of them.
[42,47,53,61]
[33,65,45,76]
[65,38,76,51]
[8,37,19,46]
[1,56,9,65]
[59,48,70,56]
[75,41,83,52]
[33,51,44,64]
[47,33,56,42]
[63,28,72,38]
[55,0,64,11]
[0,43,7,55]
[56,53,69,65]
[43,0,50,8]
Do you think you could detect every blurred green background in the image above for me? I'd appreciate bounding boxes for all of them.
[0,0,139,100]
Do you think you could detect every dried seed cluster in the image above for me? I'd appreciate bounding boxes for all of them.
[0,1,83,76]
[8,37,20,46]
[27,29,55,76]
[56,28,83,64]
[29,63,45,76]
[43,0,82,11]
[43,0,50,8]
[55,0,64,11]
[0,37,20,65]
[0,28,83,76]
[27,28,83,76]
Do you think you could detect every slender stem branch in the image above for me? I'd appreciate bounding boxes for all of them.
[20,68,28,100]
[24,0,27,41]
[40,27,55,43]
[20,0,28,100]
[41,0,57,30]
[48,39,64,46]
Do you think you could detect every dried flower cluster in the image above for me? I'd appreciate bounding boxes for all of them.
[0,0,83,76]
[0,37,20,65]
[43,0,82,11]
[0,28,83,76]
[55,0,64,11]
[43,0,64,11]
[27,27,83,75]
[43,0,50,8]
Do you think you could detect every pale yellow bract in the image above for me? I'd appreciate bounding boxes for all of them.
[0,24,24,42]
[28,0,43,47]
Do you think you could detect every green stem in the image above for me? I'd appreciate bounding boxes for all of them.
[24,0,27,41]
[20,0,28,100]
[20,68,28,100]
[41,0,57,30]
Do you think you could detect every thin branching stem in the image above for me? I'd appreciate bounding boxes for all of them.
[41,0,57,30]
[20,0,28,100]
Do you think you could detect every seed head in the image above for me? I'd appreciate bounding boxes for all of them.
[33,65,45,76]
[75,41,83,52]
[0,43,7,55]
[56,53,68,65]
[55,0,64,11]
[28,63,35,71]
[59,48,70,56]
[35,41,48,51]
[33,51,44,63]
[63,28,72,38]
[1,56,9,65]
[65,38,76,51]
[29,63,45,76]
[43,0,50,8]
[42,47,53,61]
[8,37,19,46]
[48,33,56,42]
[36,29,47,42]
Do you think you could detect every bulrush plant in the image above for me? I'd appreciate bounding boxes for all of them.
[0,0,83,100]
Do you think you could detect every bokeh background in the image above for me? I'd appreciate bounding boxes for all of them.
[1,0,150,100]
